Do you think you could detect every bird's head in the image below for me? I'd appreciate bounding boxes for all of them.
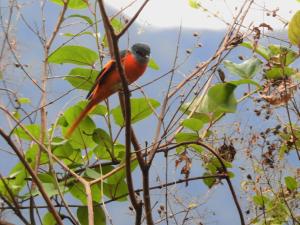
[131,43,151,64]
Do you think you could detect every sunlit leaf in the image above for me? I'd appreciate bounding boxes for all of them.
[111,98,160,126]
[42,212,56,225]
[223,58,263,79]
[148,58,160,70]
[17,97,31,104]
[253,195,270,206]
[199,83,237,114]
[103,180,128,201]
[188,0,201,9]
[65,68,99,90]
[203,172,216,188]
[181,80,260,119]
[67,14,93,25]
[265,67,295,79]
[50,0,88,9]
[48,45,98,66]
[285,176,298,191]
[77,206,106,225]
[85,168,101,179]
[268,45,299,66]
[228,79,260,88]
[62,31,94,38]
[92,128,112,147]
[103,18,124,47]
[175,132,199,143]
[240,42,271,60]
[182,118,204,132]
[14,124,41,141]
[62,104,96,149]
[288,10,300,46]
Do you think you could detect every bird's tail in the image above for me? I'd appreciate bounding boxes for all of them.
[65,101,96,138]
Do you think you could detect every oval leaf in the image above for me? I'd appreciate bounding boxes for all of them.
[77,206,106,225]
[288,10,300,46]
[48,45,98,66]
[111,98,160,126]
[67,14,93,25]
[223,57,263,79]
[182,118,204,132]
[65,68,99,90]
[148,58,160,70]
[285,176,298,191]
[50,0,88,9]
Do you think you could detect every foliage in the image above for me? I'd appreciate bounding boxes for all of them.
[0,1,299,225]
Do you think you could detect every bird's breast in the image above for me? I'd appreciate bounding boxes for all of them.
[124,53,148,84]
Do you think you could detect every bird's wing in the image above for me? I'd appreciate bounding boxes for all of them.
[86,50,129,100]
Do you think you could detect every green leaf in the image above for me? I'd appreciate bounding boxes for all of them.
[223,58,263,79]
[103,19,124,46]
[148,58,160,70]
[203,172,216,188]
[228,79,261,88]
[62,104,96,149]
[240,42,271,60]
[62,31,94,38]
[111,18,124,33]
[65,68,99,90]
[7,162,27,195]
[103,180,128,201]
[91,104,107,116]
[52,137,74,159]
[50,0,88,9]
[111,98,160,126]
[288,10,300,46]
[175,132,199,143]
[85,168,101,179]
[253,195,270,206]
[189,144,203,153]
[92,128,112,148]
[14,124,41,141]
[67,14,93,25]
[42,212,56,225]
[48,45,98,66]
[265,67,295,79]
[93,143,125,160]
[285,176,298,191]
[198,83,237,114]
[38,173,55,184]
[188,0,201,9]
[180,105,211,123]
[268,45,299,66]
[182,118,204,132]
[0,70,3,80]
[77,206,106,225]
[17,97,31,104]
[70,182,101,204]
[70,183,87,204]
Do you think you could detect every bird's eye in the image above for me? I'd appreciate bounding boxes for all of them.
[136,50,143,56]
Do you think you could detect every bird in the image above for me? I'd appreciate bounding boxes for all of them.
[65,43,151,138]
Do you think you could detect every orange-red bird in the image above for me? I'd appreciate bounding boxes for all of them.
[65,43,151,138]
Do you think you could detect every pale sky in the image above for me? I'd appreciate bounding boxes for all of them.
[107,0,300,30]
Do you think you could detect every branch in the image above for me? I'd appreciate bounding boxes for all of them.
[163,141,246,225]
[0,129,63,225]
[116,0,149,38]
[97,1,143,224]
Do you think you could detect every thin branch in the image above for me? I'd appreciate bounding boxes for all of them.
[116,0,149,38]
[0,129,63,225]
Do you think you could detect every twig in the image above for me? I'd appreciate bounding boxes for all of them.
[0,129,63,225]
